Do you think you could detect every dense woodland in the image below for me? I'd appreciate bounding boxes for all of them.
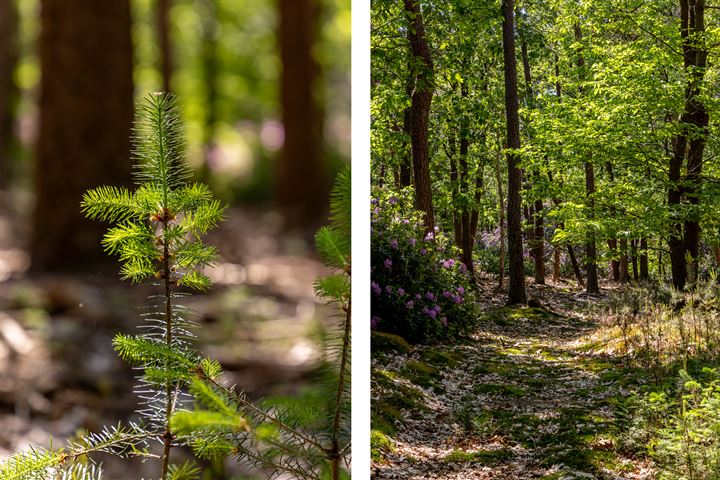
[371,1,720,479]
[0,1,350,479]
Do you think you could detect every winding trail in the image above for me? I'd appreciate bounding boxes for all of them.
[372,284,655,480]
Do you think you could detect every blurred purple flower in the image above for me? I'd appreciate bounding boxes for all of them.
[371,316,380,329]
[390,239,399,249]
[459,263,467,273]
[443,290,451,298]
[441,259,455,269]
[371,281,381,295]
[420,248,427,255]
[385,285,393,294]
[406,300,414,309]
[441,317,448,326]
[388,196,399,205]
[402,219,410,224]
[415,293,422,300]
[409,238,417,246]
[425,232,434,241]
[425,292,435,301]
[384,258,392,268]
[373,207,380,215]
[457,286,465,294]
[397,287,405,296]
[422,307,437,319]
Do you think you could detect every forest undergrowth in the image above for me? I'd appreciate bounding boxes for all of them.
[371,278,720,480]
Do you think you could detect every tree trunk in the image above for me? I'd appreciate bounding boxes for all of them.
[502,0,526,305]
[631,238,639,280]
[403,0,435,230]
[553,244,561,282]
[157,0,173,93]
[584,160,599,293]
[457,82,475,276]
[0,0,18,187]
[520,38,545,285]
[619,238,630,282]
[495,134,506,289]
[681,0,708,287]
[31,0,133,271]
[639,237,649,280]
[575,23,599,294]
[199,0,218,184]
[568,245,584,287]
[399,75,414,187]
[608,239,620,281]
[277,0,327,228]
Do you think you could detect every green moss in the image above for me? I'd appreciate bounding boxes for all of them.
[443,448,512,464]
[419,348,466,367]
[472,362,513,376]
[372,331,412,354]
[371,430,395,463]
[401,360,442,391]
[473,383,526,397]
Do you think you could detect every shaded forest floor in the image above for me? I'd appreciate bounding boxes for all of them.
[0,192,333,478]
[372,280,655,480]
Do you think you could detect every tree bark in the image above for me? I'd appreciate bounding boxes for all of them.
[619,237,630,282]
[403,0,435,230]
[631,238,639,280]
[31,0,134,271]
[568,245,585,287]
[502,0,526,304]
[681,0,708,287]
[277,0,327,228]
[605,162,619,281]
[157,0,173,93]
[639,237,649,280]
[495,134,506,289]
[0,0,18,187]
[399,75,414,187]
[575,23,599,294]
[552,244,561,282]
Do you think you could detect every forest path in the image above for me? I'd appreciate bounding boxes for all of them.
[372,283,654,480]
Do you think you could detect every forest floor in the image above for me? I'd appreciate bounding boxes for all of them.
[0,193,333,479]
[372,280,655,480]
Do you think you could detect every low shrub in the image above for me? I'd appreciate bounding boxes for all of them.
[371,188,477,343]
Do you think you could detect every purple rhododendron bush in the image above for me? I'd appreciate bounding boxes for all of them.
[371,188,478,343]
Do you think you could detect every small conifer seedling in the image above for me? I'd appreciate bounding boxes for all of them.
[0,94,351,480]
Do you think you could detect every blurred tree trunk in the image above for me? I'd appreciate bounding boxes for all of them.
[157,0,173,93]
[199,0,218,184]
[277,0,327,228]
[0,0,18,187]
[31,0,133,271]
[639,237,649,280]
[619,237,630,282]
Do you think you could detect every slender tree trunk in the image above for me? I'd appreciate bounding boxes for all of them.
[399,75,414,187]
[502,0,526,304]
[277,0,327,228]
[605,163,619,281]
[640,237,649,280]
[619,237,630,282]
[631,238,639,280]
[157,0,173,93]
[0,0,18,187]
[553,244,561,282]
[584,160,599,293]
[403,0,435,230]
[495,135,506,289]
[458,83,475,276]
[568,245,585,287]
[575,23,599,294]
[31,0,133,270]
[682,0,708,287]
[198,0,218,184]
[520,38,545,284]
